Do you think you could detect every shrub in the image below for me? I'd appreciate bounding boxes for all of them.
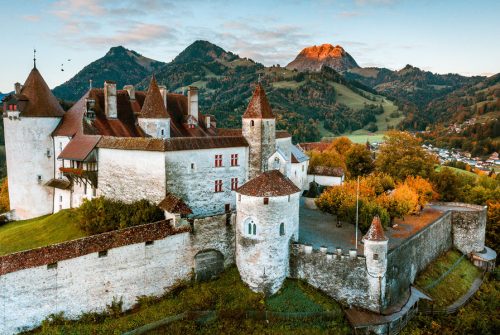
[76,197,164,235]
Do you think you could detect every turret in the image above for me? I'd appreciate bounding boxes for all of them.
[242,83,276,179]
[138,76,170,139]
[235,170,300,295]
[3,67,64,219]
[363,216,388,312]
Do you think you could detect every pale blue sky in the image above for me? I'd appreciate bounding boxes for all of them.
[0,0,499,92]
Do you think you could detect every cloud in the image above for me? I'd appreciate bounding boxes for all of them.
[338,11,361,17]
[22,15,40,22]
[83,23,176,46]
[355,0,396,5]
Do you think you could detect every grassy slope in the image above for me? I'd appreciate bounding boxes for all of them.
[29,267,350,335]
[414,250,481,307]
[0,210,85,256]
[435,165,478,179]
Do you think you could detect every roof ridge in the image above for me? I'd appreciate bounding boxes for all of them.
[242,83,275,119]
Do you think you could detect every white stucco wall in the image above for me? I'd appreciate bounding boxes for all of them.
[98,148,166,204]
[165,146,249,217]
[306,174,343,189]
[291,161,309,190]
[3,117,61,219]
[235,192,300,295]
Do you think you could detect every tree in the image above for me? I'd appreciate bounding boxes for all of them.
[375,131,437,180]
[431,167,464,202]
[0,178,9,213]
[327,137,352,155]
[405,176,436,209]
[345,144,375,178]
[377,184,419,224]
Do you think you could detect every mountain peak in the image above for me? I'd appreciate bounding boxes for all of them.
[287,43,359,72]
[173,40,238,64]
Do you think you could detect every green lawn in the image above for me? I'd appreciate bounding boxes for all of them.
[415,250,481,307]
[0,210,85,256]
[435,165,478,179]
[28,267,351,335]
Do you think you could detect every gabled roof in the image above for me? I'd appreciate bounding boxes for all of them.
[237,170,300,197]
[158,193,192,215]
[140,75,168,119]
[308,165,344,177]
[58,135,101,161]
[363,216,388,242]
[243,83,275,119]
[291,145,309,163]
[17,68,64,117]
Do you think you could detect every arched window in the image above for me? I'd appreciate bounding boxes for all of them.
[248,222,252,234]
[280,222,285,236]
[250,120,254,126]
[253,223,257,235]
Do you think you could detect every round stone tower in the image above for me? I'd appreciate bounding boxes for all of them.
[363,216,388,312]
[235,170,300,295]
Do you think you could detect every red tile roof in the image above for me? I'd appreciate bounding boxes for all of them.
[140,75,168,119]
[299,142,331,152]
[363,216,388,241]
[243,83,275,119]
[97,136,248,152]
[237,170,300,197]
[58,135,101,161]
[17,68,64,117]
[158,193,192,215]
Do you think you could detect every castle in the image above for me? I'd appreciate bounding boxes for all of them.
[1,66,496,334]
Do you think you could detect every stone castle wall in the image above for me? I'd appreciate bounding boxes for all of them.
[385,212,453,307]
[290,244,381,312]
[0,214,235,335]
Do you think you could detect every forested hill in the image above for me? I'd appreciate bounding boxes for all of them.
[52,46,166,102]
[344,65,486,129]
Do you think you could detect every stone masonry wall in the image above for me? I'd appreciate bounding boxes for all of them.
[385,212,452,307]
[0,214,235,335]
[290,244,380,312]
[448,204,487,255]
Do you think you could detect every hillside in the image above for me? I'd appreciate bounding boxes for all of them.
[286,44,359,72]
[52,46,166,101]
[345,65,485,129]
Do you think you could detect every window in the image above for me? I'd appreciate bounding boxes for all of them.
[145,241,154,246]
[253,224,256,235]
[288,195,290,202]
[250,120,254,126]
[84,183,87,195]
[231,154,238,166]
[47,262,58,270]
[231,177,238,190]
[280,222,285,236]
[214,180,223,192]
[37,175,42,184]
[263,197,269,205]
[191,163,195,169]
[160,129,165,136]
[238,194,241,201]
[59,196,63,202]
[92,187,97,197]
[59,142,63,151]
[373,253,379,260]
[248,222,252,234]
[302,165,304,172]
[225,204,230,212]
[215,154,223,167]
[98,250,108,258]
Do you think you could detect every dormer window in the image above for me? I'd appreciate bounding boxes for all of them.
[251,120,255,127]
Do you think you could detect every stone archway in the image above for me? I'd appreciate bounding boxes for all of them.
[194,249,224,282]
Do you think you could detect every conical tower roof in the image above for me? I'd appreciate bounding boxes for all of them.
[363,216,388,241]
[140,75,168,118]
[18,68,64,117]
[243,83,275,119]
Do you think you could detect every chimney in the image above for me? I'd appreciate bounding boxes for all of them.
[205,115,211,129]
[14,82,21,95]
[123,85,135,100]
[159,85,168,110]
[104,80,117,118]
[187,86,199,121]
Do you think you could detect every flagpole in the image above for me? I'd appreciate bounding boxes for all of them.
[355,175,359,248]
